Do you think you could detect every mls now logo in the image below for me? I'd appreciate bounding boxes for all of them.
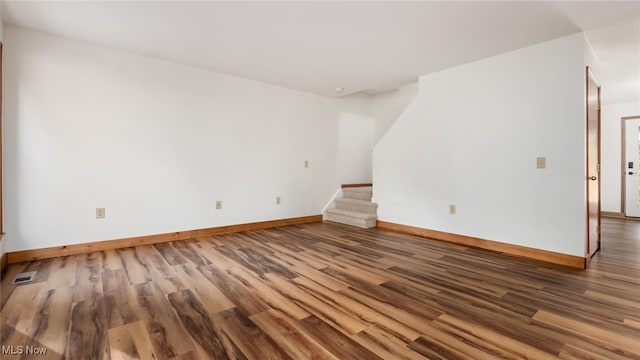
[2,345,48,355]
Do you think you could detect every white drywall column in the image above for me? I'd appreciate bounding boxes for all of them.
[373,33,588,256]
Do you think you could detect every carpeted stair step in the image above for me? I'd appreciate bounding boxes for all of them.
[326,208,377,229]
[334,197,378,214]
[342,186,373,201]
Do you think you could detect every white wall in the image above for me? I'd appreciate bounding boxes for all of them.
[601,100,640,212]
[332,93,374,185]
[373,33,588,257]
[0,3,3,42]
[4,26,372,252]
[371,83,418,145]
[335,112,374,184]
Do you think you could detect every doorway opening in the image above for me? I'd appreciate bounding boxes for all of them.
[621,115,640,217]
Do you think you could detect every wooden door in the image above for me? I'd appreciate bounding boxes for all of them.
[586,67,601,257]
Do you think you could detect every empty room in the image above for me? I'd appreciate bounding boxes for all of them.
[1,1,639,359]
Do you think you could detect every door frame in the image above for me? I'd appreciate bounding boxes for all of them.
[620,115,640,216]
[585,66,601,258]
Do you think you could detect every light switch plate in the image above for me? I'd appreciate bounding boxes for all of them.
[536,157,546,169]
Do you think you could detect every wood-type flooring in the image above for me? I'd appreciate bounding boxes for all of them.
[1,218,639,359]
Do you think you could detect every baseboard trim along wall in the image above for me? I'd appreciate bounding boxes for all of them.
[341,183,373,188]
[0,234,6,275]
[601,211,625,218]
[376,220,586,269]
[8,215,322,264]
[0,252,7,276]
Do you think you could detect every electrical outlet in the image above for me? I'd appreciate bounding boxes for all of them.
[96,208,106,219]
[449,204,456,215]
[276,196,281,205]
[536,157,546,169]
[304,160,309,168]
[215,200,222,210]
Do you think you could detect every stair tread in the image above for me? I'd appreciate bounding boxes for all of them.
[335,198,378,206]
[326,208,377,220]
[342,186,373,193]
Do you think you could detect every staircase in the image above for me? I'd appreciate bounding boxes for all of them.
[326,186,378,228]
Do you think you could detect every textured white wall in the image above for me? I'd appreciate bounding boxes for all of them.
[371,83,418,145]
[373,33,588,256]
[335,113,374,184]
[601,100,640,212]
[0,3,3,41]
[3,26,372,251]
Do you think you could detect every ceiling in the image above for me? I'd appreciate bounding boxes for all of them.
[2,1,639,103]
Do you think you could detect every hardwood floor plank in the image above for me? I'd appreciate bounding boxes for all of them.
[2,218,639,359]
[167,289,240,359]
[188,242,235,270]
[339,286,441,334]
[108,320,158,360]
[504,288,638,338]
[237,247,299,279]
[45,256,78,290]
[172,264,235,315]
[213,307,293,360]
[29,287,73,355]
[134,246,186,296]
[263,272,370,336]
[72,252,104,302]
[214,246,276,277]
[433,313,557,359]
[292,276,420,342]
[66,298,109,360]
[408,334,477,360]
[624,317,640,329]
[381,280,567,354]
[172,240,211,267]
[1,262,28,308]
[103,250,125,271]
[315,256,389,286]
[224,265,310,320]
[102,269,141,329]
[268,252,349,292]
[117,248,151,286]
[197,264,270,317]
[1,282,49,335]
[557,340,640,360]
[133,282,195,359]
[353,326,429,360]
[250,309,340,360]
[533,310,640,356]
[583,289,640,313]
[295,315,383,360]
[153,243,188,266]
[262,241,329,270]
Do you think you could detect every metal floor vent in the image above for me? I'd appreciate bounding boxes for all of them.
[12,271,37,284]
